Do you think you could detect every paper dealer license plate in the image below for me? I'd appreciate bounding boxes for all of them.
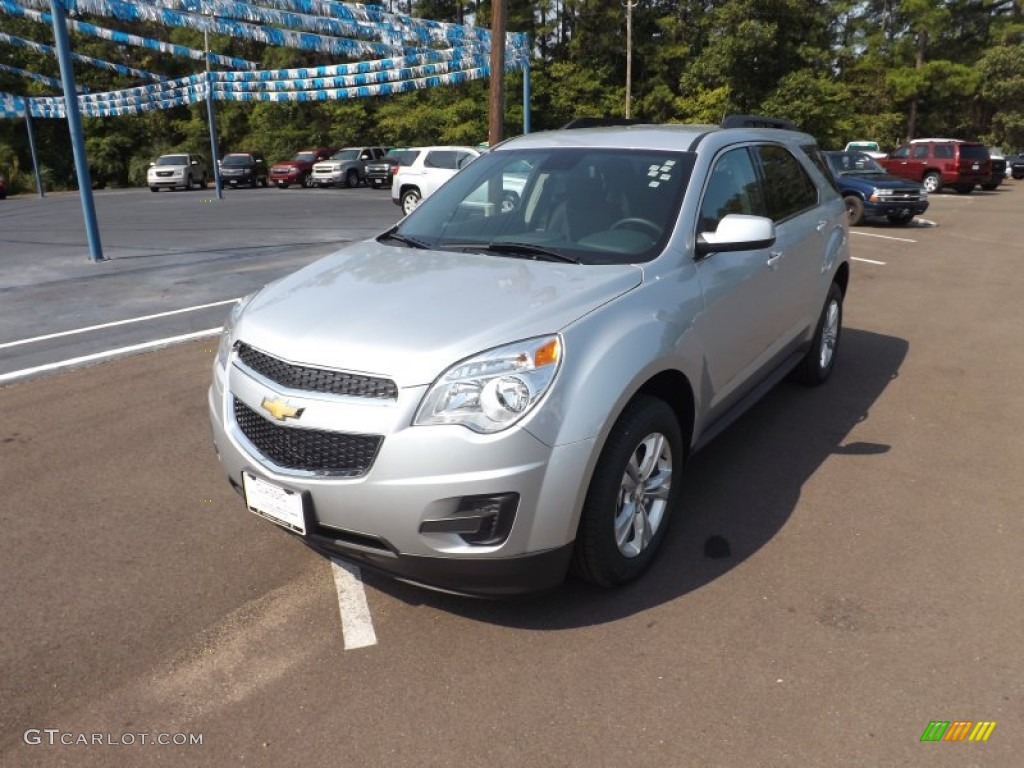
[242,472,306,535]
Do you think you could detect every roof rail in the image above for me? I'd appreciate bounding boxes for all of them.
[562,117,643,129]
[721,114,798,131]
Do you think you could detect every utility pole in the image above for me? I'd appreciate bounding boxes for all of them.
[488,0,506,146]
[623,0,638,119]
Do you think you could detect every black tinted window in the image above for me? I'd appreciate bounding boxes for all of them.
[699,148,763,232]
[933,145,954,159]
[959,145,989,160]
[425,151,460,170]
[754,145,818,221]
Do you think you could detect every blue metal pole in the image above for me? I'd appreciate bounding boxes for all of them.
[24,109,45,198]
[204,26,223,199]
[49,0,104,262]
[522,54,531,135]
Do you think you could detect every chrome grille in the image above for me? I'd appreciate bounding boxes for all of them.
[236,343,398,399]
[233,398,382,476]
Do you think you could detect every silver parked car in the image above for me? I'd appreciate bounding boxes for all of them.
[209,117,850,595]
[147,153,209,191]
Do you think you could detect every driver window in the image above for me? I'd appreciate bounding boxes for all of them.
[699,148,759,233]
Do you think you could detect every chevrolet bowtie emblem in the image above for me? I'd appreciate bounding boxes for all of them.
[260,397,305,421]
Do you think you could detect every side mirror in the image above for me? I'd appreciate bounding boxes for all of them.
[695,214,776,257]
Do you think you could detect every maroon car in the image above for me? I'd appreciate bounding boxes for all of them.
[269,147,335,189]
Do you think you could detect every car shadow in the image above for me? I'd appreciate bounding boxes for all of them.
[358,327,909,626]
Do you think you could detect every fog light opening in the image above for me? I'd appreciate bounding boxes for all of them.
[457,493,519,546]
[419,493,519,546]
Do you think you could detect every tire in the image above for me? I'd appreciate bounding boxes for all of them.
[571,396,684,587]
[922,172,941,194]
[501,190,520,213]
[149,186,159,193]
[277,182,289,189]
[791,282,843,386]
[200,175,208,189]
[886,211,914,225]
[843,195,865,226]
[260,176,269,188]
[345,169,360,188]
[954,184,974,194]
[303,173,315,188]
[401,188,421,215]
[187,174,196,190]
[980,183,998,191]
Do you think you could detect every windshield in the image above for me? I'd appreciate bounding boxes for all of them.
[156,155,189,166]
[331,149,360,161]
[826,151,886,175]
[292,151,317,162]
[221,154,253,166]
[388,148,693,265]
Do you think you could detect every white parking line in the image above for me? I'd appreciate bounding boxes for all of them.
[331,559,378,650]
[0,298,240,350]
[852,256,887,265]
[0,328,222,384]
[850,231,917,243]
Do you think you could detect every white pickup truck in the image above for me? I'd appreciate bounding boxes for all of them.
[843,141,887,159]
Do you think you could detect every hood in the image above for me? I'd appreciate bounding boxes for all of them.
[234,240,642,387]
[272,160,308,170]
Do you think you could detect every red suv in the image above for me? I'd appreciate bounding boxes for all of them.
[877,139,991,194]
[269,147,335,189]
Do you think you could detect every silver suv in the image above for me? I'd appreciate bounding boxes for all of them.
[311,146,386,188]
[209,117,850,596]
[147,153,209,191]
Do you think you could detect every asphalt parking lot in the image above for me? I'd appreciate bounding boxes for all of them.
[1,184,1021,767]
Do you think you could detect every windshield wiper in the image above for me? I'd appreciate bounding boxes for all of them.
[442,241,581,264]
[378,228,428,249]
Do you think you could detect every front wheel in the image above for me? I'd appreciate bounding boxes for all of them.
[303,173,315,188]
[886,211,914,225]
[922,172,941,194]
[345,170,360,188]
[571,396,683,587]
[401,188,422,215]
[843,196,865,226]
[791,282,843,386]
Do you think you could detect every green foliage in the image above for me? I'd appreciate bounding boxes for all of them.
[760,70,856,149]
[4,0,1024,190]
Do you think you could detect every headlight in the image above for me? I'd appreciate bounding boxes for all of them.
[215,292,257,369]
[414,335,563,433]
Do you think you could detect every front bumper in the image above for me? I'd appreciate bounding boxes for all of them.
[864,199,929,218]
[222,171,256,186]
[313,170,345,185]
[270,169,303,184]
[208,351,592,596]
[148,173,186,188]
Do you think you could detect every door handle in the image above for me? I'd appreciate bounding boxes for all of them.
[816,220,828,233]
[766,251,784,269]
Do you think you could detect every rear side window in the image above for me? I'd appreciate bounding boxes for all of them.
[425,151,460,170]
[753,145,818,222]
[933,145,954,160]
[802,144,840,193]
[959,145,989,161]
